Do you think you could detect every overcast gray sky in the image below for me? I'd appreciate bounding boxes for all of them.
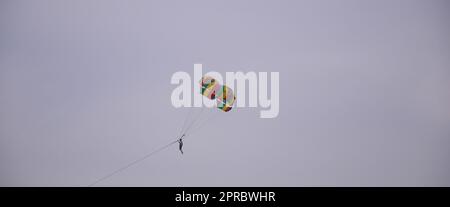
[1,0,449,186]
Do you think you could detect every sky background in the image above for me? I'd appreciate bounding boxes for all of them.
[1,0,449,186]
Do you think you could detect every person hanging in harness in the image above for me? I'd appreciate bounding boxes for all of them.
[178,134,185,154]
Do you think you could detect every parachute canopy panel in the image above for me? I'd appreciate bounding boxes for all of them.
[200,76,236,112]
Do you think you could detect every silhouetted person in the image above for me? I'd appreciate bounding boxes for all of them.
[178,134,185,154]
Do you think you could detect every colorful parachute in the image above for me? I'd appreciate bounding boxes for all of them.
[200,76,236,112]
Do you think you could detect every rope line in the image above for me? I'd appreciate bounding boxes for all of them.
[184,110,219,136]
[87,139,180,187]
[182,107,205,135]
[88,105,223,186]
[179,108,193,138]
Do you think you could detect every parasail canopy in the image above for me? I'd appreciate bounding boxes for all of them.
[200,76,236,112]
